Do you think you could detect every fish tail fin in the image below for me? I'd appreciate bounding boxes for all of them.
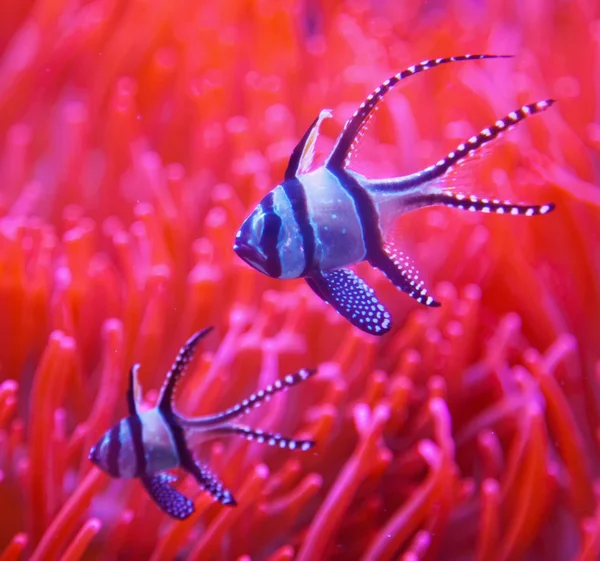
[180,368,318,428]
[206,426,315,452]
[368,99,556,198]
[419,192,555,216]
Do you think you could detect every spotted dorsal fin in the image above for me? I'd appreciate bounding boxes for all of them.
[326,54,511,170]
[157,327,213,416]
[284,109,333,180]
[126,364,142,416]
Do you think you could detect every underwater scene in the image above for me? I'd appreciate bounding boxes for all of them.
[0,0,599,559]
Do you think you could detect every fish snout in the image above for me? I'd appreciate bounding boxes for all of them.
[88,442,101,465]
[233,240,267,272]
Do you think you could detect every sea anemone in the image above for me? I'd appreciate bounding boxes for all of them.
[0,1,599,560]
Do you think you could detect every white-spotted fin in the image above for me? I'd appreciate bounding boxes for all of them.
[89,329,317,520]
[306,269,392,335]
[233,55,556,336]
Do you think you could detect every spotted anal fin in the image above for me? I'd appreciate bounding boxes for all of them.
[141,473,195,520]
[170,410,237,506]
[157,327,213,416]
[326,54,512,170]
[370,243,440,308]
[126,364,142,416]
[181,457,237,506]
[206,426,316,452]
[284,109,332,180]
[306,269,392,335]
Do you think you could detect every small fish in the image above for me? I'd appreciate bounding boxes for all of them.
[233,54,556,336]
[89,327,316,520]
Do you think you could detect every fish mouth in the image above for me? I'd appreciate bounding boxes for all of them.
[88,443,99,464]
[233,242,267,272]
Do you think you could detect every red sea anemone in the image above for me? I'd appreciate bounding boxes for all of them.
[1,1,599,560]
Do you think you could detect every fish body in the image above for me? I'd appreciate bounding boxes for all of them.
[89,328,316,519]
[234,54,556,335]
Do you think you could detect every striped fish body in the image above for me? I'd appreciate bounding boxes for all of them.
[90,409,179,479]
[236,168,369,278]
[89,329,318,520]
[234,54,556,336]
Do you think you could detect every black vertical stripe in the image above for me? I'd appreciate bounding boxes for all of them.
[332,169,382,258]
[259,192,283,278]
[282,179,315,276]
[167,415,188,469]
[127,413,147,477]
[106,425,122,477]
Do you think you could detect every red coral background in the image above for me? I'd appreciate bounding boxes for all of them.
[0,1,599,560]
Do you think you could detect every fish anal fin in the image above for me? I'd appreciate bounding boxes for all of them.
[371,243,441,308]
[305,269,392,335]
[141,473,195,520]
[182,457,237,506]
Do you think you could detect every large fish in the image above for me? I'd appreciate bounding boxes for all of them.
[89,327,316,519]
[234,54,555,335]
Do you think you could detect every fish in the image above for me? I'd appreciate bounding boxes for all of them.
[89,327,317,520]
[233,54,556,336]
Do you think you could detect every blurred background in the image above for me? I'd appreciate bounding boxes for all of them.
[0,0,599,559]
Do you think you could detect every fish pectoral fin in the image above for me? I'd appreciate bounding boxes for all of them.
[141,473,195,520]
[182,458,237,506]
[285,109,333,180]
[305,269,392,335]
[370,243,441,308]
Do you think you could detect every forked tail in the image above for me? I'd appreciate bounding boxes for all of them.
[434,192,554,216]
[369,99,556,216]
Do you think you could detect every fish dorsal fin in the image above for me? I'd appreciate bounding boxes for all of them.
[326,54,512,170]
[284,109,333,180]
[127,364,142,416]
[157,327,213,416]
